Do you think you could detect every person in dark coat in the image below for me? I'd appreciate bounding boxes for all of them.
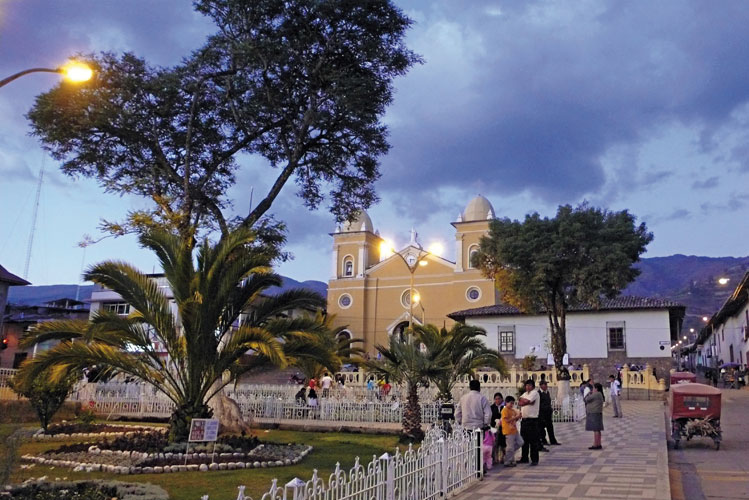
[538,381,559,447]
[490,392,506,463]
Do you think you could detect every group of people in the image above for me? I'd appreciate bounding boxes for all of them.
[455,373,625,470]
[455,378,560,470]
[366,376,392,399]
[294,372,338,406]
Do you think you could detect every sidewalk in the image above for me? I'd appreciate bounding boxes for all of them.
[457,400,670,500]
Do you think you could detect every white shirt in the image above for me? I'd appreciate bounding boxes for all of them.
[609,380,621,396]
[321,376,333,389]
[520,389,540,419]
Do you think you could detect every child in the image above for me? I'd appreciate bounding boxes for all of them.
[501,396,522,467]
[482,428,495,471]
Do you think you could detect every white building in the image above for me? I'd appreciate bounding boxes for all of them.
[695,272,749,370]
[449,296,685,383]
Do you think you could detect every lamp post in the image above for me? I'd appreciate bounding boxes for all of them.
[0,62,93,89]
[382,230,434,331]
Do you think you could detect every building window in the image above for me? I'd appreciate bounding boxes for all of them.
[498,326,515,353]
[338,294,353,309]
[466,286,481,302]
[103,302,131,315]
[607,321,626,351]
[401,289,419,308]
[343,257,354,277]
[467,245,479,269]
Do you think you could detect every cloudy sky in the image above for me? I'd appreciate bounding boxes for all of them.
[1,0,748,286]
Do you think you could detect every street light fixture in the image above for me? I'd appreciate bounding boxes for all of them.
[0,61,93,89]
[718,277,730,285]
[381,233,435,331]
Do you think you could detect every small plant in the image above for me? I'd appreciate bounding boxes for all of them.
[10,367,79,431]
[76,407,97,426]
[521,355,537,371]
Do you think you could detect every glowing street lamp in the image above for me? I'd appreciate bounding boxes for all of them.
[0,61,93,89]
[381,232,436,331]
[718,277,730,285]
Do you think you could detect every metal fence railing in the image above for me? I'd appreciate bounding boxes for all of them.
[200,425,482,500]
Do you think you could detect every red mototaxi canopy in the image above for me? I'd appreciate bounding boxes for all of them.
[671,383,721,395]
[669,383,722,420]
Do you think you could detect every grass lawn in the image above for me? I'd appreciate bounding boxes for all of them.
[9,425,400,500]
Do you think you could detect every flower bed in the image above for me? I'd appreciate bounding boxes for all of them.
[0,479,168,500]
[22,431,312,474]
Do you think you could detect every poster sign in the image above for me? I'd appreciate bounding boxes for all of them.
[188,418,219,442]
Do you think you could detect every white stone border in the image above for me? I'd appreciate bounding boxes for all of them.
[32,425,164,441]
[21,445,312,475]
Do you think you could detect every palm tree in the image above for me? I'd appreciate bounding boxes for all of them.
[289,313,365,383]
[363,331,448,442]
[15,228,330,441]
[414,323,507,401]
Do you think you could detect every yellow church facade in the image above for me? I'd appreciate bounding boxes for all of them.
[327,195,500,353]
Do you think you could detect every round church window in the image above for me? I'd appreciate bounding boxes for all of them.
[466,287,481,302]
[339,294,353,309]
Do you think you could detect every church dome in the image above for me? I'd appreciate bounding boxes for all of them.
[342,210,373,232]
[462,195,495,222]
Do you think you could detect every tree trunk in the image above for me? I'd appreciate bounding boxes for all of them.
[168,402,212,443]
[401,382,424,442]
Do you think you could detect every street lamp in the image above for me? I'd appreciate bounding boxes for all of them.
[0,61,93,89]
[381,233,434,331]
[718,277,730,285]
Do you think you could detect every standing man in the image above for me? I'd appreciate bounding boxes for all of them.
[518,379,540,466]
[538,381,558,447]
[455,379,491,430]
[609,375,622,418]
[320,372,333,398]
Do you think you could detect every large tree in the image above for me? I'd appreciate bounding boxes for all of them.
[475,204,653,377]
[15,228,332,442]
[26,0,419,242]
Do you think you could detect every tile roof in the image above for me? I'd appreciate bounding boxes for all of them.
[449,295,685,319]
[0,264,30,286]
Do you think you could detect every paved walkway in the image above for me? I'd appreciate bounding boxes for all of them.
[457,400,670,500]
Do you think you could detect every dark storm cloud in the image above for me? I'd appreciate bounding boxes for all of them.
[700,193,749,214]
[0,0,212,70]
[378,1,749,206]
[692,176,719,190]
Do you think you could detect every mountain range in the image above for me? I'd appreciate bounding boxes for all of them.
[8,255,749,333]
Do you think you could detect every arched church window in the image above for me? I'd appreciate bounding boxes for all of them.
[468,245,479,269]
[343,257,354,277]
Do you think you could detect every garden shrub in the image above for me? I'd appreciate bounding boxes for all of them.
[10,368,80,431]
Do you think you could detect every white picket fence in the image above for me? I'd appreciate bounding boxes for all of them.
[201,425,482,500]
[67,383,584,424]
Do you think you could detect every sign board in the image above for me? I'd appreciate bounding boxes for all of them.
[188,418,219,442]
[659,341,671,347]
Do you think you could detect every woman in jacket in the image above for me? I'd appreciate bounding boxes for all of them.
[584,383,605,449]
